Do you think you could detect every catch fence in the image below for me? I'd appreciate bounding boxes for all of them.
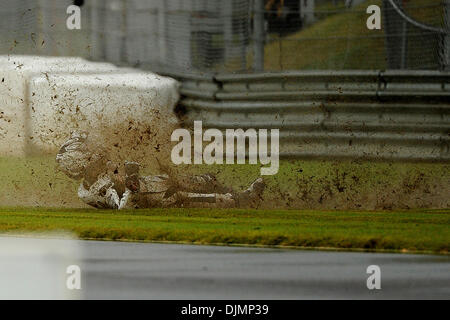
[0,0,449,161]
[1,0,449,73]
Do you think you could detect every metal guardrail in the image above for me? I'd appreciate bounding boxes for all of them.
[170,70,450,161]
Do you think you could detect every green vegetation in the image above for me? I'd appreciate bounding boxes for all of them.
[0,207,448,254]
[1,156,449,210]
[0,155,447,254]
[263,0,385,70]
[261,0,444,70]
[0,156,80,208]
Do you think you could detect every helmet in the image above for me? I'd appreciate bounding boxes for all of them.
[55,131,93,180]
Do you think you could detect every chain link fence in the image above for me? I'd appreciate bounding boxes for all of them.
[382,0,449,70]
[0,0,449,73]
[256,0,449,71]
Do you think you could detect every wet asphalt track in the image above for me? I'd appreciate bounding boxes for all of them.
[76,240,450,299]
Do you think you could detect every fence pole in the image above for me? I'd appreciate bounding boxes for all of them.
[253,0,265,72]
[158,0,167,66]
[445,1,450,70]
[400,19,408,69]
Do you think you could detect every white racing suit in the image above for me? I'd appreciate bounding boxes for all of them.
[77,170,241,209]
[77,173,131,209]
[56,132,264,210]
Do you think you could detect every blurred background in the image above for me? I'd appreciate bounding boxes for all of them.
[0,0,448,210]
[0,0,449,74]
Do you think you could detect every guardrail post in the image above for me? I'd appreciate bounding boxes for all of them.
[445,1,450,70]
[400,19,408,69]
[158,0,167,65]
[253,0,265,72]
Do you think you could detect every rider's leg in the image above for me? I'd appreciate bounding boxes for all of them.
[174,173,233,194]
[173,191,235,208]
[172,178,265,208]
